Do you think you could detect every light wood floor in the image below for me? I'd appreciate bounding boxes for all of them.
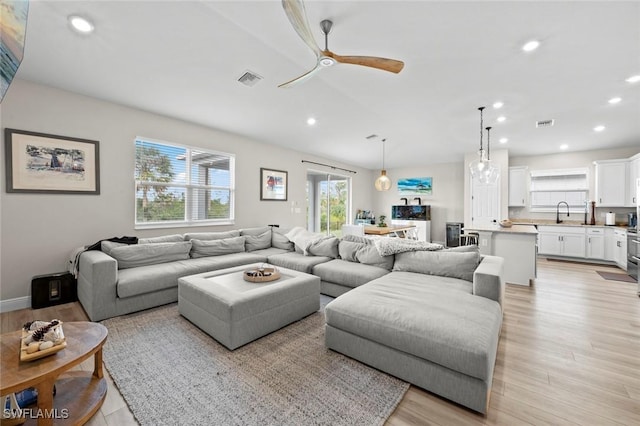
[2,258,638,425]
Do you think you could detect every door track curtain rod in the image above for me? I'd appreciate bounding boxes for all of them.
[301,160,357,174]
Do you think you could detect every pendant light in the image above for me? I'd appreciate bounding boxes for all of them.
[469,107,489,178]
[479,126,500,184]
[374,138,391,191]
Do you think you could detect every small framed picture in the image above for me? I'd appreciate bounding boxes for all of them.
[5,128,100,194]
[260,168,287,201]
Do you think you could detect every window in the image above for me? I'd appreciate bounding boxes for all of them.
[135,138,234,228]
[529,168,588,212]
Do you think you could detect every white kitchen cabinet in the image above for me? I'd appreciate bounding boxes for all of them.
[613,229,627,270]
[604,227,616,261]
[628,155,640,207]
[537,226,586,258]
[508,167,527,207]
[594,160,628,207]
[586,228,605,260]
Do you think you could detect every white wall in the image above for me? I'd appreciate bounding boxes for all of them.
[0,79,374,303]
[509,147,639,223]
[372,162,465,244]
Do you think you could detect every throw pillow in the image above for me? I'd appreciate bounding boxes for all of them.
[307,236,339,258]
[393,250,481,282]
[101,240,126,257]
[138,234,184,244]
[184,230,240,241]
[271,227,294,251]
[355,245,394,270]
[244,230,272,252]
[338,240,361,262]
[109,241,192,269]
[190,236,246,258]
[341,234,375,245]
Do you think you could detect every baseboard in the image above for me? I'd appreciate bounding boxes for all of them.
[0,296,31,313]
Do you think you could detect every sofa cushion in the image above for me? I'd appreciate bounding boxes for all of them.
[307,236,339,258]
[312,259,389,289]
[271,227,294,251]
[101,240,126,257]
[338,239,394,270]
[109,241,192,269]
[267,252,331,273]
[184,230,240,241]
[393,250,480,282]
[190,237,245,258]
[324,274,502,381]
[243,230,272,252]
[138,234,184,244]
[240,226,271,237]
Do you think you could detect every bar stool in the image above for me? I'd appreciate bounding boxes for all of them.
[461,232,479,246]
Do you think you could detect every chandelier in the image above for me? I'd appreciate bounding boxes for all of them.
[469,106,498,184]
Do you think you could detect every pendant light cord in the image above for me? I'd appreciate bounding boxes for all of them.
[485,126,492,160]
[478,107,485,153]
[381,138,386,169]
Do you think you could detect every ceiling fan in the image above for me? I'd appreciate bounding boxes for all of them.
[279,0,405,88]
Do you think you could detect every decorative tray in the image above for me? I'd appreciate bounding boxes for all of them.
[243,265,281,283]
[20,320,67,362]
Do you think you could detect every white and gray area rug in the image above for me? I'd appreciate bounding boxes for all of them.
[101,297,409,426]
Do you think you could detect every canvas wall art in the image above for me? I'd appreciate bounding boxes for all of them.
[0,0,29,102]
[5,128,100,194]
[397,177,432,195]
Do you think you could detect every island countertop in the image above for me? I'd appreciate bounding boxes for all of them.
[465,224,538,235]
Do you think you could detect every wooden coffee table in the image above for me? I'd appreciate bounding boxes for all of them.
[1,322,108,425]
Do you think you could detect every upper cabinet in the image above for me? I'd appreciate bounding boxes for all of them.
[594,160,628,207]
[508,166,527,207]
[628,154,640,206]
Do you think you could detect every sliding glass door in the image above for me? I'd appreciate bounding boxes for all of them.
[306,171,350,237]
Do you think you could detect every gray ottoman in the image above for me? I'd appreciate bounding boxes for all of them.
[178,263,320,350]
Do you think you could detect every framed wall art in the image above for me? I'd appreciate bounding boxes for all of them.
[397,177,432,195]
[260,167,287,201]
[5,128,100,194]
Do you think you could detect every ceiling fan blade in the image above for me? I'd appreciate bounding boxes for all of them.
[329,53,405,74]
[278,64,322,88]
[282,0,321,57]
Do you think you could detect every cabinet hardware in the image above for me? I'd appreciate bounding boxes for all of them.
[588,237,591,243]
[599,198,602,203]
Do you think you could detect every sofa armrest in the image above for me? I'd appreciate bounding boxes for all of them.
[77,250,118,321]
[473,255,505,309]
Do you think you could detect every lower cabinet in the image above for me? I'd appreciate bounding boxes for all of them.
[586,228,605,260]
[537,226,586,258]
[538,225,626,267]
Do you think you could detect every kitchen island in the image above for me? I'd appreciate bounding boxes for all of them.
[466,224,538,286]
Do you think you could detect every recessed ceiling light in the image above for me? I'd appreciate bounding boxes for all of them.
[496,116,506,123]
[522,40,540,52]
[306,117,316,126]
[608,97,622,104]
[559,144,569,150]
[594,125,606,132]
[493,101,503,109]
[499,138,508,144]
[68,15,94,33]
[626,75,640,83]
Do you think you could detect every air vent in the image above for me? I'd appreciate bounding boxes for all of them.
[536,119,555,128]
[365,134,379,140]
[237,70,263,87]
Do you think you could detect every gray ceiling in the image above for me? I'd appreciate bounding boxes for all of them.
[14,1,640,169]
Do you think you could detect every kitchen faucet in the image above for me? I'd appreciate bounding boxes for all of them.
[556,201,570,224]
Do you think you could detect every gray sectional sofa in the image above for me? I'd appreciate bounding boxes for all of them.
[76,225,504,413]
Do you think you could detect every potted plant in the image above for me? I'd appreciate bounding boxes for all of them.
[377,215,387,227]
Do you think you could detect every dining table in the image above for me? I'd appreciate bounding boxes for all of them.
[363,225,416,238]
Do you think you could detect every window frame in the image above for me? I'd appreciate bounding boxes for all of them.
[134,137,235,230]
[529,167,589,213]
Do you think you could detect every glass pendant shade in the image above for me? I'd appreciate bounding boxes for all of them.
[375,170,391,191]
[477,126,500,184]
[375,139,391,191]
